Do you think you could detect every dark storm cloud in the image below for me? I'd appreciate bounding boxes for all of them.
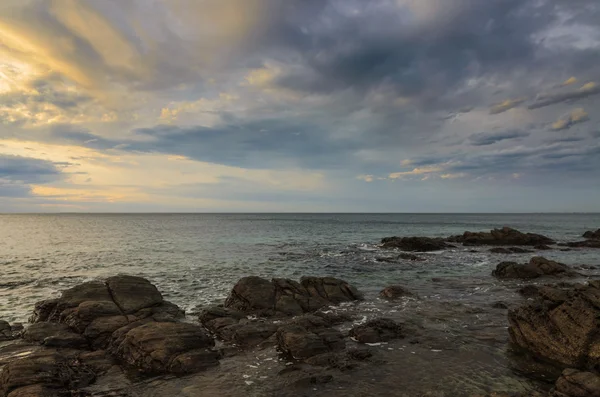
[0,154,68,198]
[469,130,530,146]
[269,0,543,103]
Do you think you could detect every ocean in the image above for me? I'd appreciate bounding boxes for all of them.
[2,213,600,395]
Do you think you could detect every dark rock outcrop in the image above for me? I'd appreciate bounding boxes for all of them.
[448,227,555,246]
[379,285,415,300]
[23,322,88,349]
[553,369,600,397]
[0,321,20,342]
[109,321,220,374]
[583,229,600,240]
[349,318,404,343]
[493,257,576,279]
[276,325,345,359]
[508,281,600,369]
[375,253,425,263]
[224,276,362,316]
[535,244,553,250]
[381,236,451,252]
[489,247,533,254]
[566,240,600,249]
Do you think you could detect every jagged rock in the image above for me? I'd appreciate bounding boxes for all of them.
[448,227,554,246]
[0,349,95,397]
[109,321,219,374]
[224,276,362,316]
[508,281,600,368]
[489,247,533,254]
[553,369,600,397]
[493,257,576,279]
[380,236,451,252]
[276,325,345,359]
[583,229,600,240]
[349,318,404,343]
[379,285,415,300]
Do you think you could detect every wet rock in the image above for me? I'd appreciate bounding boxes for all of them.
[535,244,553,250]
[0,321,19,342]
[553,369,600,397]
[566,240,600,249]
[0,349,95,397]
[379,285,415,300]
[77,350,115,375]
[276,325,345,359]
[349,318,404,343]
[110,321,219,374]
[449,227,555,246]
[380,236,451,252]
[493,257,576,279]
[224,276,362,316]
[489,247,533,254]
[508,281,600,368]
[583,229,600,240]
[217,321,279,347]
[491,301,508,309]
[23,323,88,349]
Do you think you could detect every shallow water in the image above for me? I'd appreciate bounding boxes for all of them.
[1,213,599,395]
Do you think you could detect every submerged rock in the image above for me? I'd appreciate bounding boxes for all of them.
[224,276,362,316]
[508,281,600,369]
[493,257,576,279]
[380,236,451,252]
[449,227,555,246]
[489,247,533,254]
[566,240,600,248]
[349,318,404,344]
[535,244,553,250]
[379,285,415,300]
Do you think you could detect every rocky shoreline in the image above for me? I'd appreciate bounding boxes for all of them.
[1,226,600,396]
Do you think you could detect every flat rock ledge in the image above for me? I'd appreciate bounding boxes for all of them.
[448,227,555,247]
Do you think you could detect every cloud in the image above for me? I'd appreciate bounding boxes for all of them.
[469,130,530,146]
[356,174,374,182]
[561,77,578,86]
[529,82,600,109]
[389,166,444,179]
[0,154,67,198]
[551,108,590,131]
[489,98,525,114]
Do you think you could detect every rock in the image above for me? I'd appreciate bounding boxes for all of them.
[0,320,19,342]
[29,276,183,349]
[491,301,508,309]
[380,236,451,252]
[379,285,415,300]
[554,369,600,397]
[224,276,362,316]
[449,227,555,246]
[493,257,576,279]
[375,253,425,263]
[349,318,404,343]
[77,350,115,375]
[109,321,219,374]
[508,281,600,368]
[567,240,600,249]
[0,349,95,397]
[583,229,600,240]
[276,325,345,359]
[217,322,279,347]
[489,247,533,254]
[535,244,553,250]
[22,323,88,349]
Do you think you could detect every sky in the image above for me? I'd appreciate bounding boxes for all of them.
[0,0,599,212]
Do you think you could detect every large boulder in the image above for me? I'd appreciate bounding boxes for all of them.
[109,322,220,374]
[583,229,600,240]
[380,236,451,252]
[493,257,576,279]
[29,276,183,349]
[449,227,555,246]
[349,318,404,343]
[224,276,362,316]
[553,369,600,397]
[508,281,600,368]
[23,322,88,349]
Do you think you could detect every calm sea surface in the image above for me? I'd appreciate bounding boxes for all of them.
[2,213,600,395]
